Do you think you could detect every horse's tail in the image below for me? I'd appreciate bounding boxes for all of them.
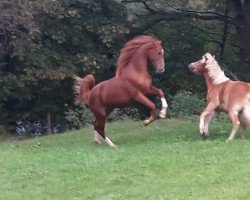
[73,74,95,107]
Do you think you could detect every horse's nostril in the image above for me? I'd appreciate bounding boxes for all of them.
[188,64,195,71]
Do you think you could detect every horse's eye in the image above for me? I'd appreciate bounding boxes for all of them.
[158,52,162,55]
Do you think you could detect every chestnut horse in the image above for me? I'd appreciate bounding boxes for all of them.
[74,36,168,148]
[188,52,250,141]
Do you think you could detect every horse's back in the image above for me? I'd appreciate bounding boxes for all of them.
[88,77,135,110]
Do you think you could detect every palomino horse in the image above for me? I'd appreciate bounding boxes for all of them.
[74,35,168,148]
[188,52,250,141]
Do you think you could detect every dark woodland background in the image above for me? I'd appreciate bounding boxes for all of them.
[1,0,249,135]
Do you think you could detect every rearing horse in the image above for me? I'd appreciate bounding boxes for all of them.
[74,35,168,148]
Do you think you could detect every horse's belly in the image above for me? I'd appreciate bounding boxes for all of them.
[103,88,133,107]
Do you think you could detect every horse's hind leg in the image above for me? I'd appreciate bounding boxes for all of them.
[93,130,101,144]
[94,117,117,149]
[227,111,240,142]
[240,125,247,140]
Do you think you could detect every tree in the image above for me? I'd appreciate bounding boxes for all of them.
[122,0,250,67]
[0,0,128,132]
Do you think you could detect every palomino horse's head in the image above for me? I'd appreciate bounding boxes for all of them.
[147,40,165,73]
[188,53,215,74]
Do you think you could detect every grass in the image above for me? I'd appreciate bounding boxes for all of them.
[1,118,250,200]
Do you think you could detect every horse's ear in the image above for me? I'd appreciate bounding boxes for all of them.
[204,54,209,61]
[156,40,162,46]
[204,52,213,61]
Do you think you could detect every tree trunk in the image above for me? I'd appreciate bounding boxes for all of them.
[231,0,250,66]
[47,112,52,134]
[220,0,229,58]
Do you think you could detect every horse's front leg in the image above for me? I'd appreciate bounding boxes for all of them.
[134,92,156,126]
[199,102,217,137]
[203,111,217,136]
[149,86,168,118]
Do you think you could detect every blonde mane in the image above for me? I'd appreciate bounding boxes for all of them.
[115,35,161,77]
[204,53,230,85]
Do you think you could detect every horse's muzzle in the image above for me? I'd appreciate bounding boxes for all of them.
[188,63,195,72]
[156,67,165,73]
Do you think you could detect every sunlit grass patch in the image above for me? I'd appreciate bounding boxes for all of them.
[1,118,250,200]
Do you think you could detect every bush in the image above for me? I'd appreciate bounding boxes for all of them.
[169,90,206,117]
[65,107,94,129]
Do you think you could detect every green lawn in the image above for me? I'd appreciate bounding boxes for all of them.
[1,118,250,200]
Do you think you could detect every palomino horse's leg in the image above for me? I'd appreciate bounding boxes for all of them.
[199,103,217,137]
[239,125,247,140]
[94,117,117,149]
[226,111,240,142]
[149,86,168,118]
[134,92,156,126]
[203,111,217,136]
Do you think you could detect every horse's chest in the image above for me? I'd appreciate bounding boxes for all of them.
[140,79,152,91]
[207,91,228,111]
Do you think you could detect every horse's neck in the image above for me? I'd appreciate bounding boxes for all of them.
[124,51,149,77]
[204,73,215,92]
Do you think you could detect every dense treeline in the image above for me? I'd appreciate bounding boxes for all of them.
[0,0,249,134]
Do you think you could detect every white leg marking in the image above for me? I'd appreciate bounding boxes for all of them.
[161,97,168,108]
[105,137,117,149]
[94,130,101,144]
[203,112,215,136]
[159,98,168,118]
[199,116,205,135]
[227,123,240,142]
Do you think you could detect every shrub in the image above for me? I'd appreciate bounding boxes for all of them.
[65,107,94,129]
[169,90,206,117]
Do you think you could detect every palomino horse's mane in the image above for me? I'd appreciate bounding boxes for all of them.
[115,35,161,77]
[203,53,230,85]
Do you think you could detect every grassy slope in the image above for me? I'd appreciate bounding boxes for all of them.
[1,118,250,200]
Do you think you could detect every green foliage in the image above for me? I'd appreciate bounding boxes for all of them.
[169,90,206,117]
[65,107,94,129]
[118,107,143,120]
[0,0,128,131]
[0,0,245,133]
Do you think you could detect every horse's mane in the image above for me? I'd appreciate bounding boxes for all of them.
[115,35,161,77]
[204,53,230,85]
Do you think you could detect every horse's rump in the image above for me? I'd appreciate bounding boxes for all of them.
[73,74,95,107]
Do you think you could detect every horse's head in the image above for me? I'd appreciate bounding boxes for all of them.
[188,53,215,74]
[147,41,165,73]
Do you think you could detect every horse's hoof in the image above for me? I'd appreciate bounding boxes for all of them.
[159,109,167,119]
[111,145,118,150]
[94,141,101,144]
[159,112,166,119]
[200,133,208,140]
[226,138,233,143]
[144,119,151,126]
